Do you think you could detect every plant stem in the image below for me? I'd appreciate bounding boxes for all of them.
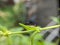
[7,35,12,45]
[41,25,60,31]
[0,25,60,36]
[30,25,60,45]
[0,25,60,45]
[18,34,24,45]
[30,31,38,45]
[12,25,60,34]
[11,30,34,34]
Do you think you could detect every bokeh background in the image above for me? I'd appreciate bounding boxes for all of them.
[0,0,59,45]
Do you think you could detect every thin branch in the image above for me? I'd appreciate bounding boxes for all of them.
[41,25,60,31]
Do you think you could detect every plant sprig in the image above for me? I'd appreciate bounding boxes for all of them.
[0,23,60,45]
[0,23,60,36]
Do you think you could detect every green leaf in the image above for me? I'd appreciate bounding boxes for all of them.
[10,27,24,32]
[51,17,60,24]
[19,23,41,32]
[0,25,8,32]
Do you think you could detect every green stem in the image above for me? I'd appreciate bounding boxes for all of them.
[7,35,12,45]
[30,31,38,45]
[30,25,60,45]
[12,25,60,34]
[0,25,60,37]
[18,34,24,45]
[0,25,60,45]
[11,30,34,34]
[41,25,60,31]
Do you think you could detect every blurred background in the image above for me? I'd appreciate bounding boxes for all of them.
[0,0,59,45]
[0,0,59,27]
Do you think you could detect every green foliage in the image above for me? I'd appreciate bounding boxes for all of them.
[51,17,60,24]
[19,23,41,32]
[0,23,60,45]
[0,1,60,45]
[0,25,8,32]
[0,2,27,28]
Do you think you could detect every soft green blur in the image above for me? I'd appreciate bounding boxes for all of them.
[0,1,59,45]
[0,1,27,28]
